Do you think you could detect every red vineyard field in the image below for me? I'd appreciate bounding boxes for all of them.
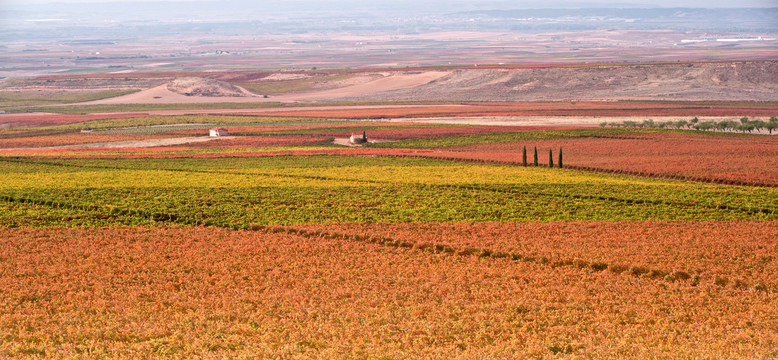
[269,126,567,139]
[163,123,537,137]
[177,136,332,148]
[0,147,435,158]
[250,102,778,119]
[0,123,574,153]
[432,132,778,186]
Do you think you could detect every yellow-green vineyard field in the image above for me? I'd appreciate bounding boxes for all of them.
[1,156,776,228]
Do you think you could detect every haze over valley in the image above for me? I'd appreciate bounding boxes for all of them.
[2,1,776,77]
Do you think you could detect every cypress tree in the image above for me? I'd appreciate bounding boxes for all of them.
[558,147,563,168]
[548,149,553,168]
[533,147,538,166]
[522,146,527,166]
[362,130,367,142]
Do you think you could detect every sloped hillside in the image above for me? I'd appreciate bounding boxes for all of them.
[166,77,257,97]
[336,61,778,102]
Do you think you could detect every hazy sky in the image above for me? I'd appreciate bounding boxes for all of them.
[4,0,777,6]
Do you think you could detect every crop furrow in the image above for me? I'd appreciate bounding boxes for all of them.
[249,223,777,294]
[2,191,774,293]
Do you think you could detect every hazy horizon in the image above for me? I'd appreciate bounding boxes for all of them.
[2,0,776,77]
[4,0,778,8]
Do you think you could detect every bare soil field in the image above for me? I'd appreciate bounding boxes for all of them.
[166,77,256,98]
[279,71,449,101]
[62,61,778,105]
[3,61,775,107]
[73,71,449,104]
[337,61,778,102]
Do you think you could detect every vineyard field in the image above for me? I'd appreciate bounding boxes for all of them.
[1,226,776,358]
[431,131,778,186]
[1,156,776,229]
[1,102,778,358]
[296,220,778,290]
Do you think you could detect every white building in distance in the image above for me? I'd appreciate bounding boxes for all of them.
[209,128,229,137]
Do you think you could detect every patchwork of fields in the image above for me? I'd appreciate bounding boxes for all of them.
[1,100,777,358]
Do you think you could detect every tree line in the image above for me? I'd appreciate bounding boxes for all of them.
[600,117,778,134]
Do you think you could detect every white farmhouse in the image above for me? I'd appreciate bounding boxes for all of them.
[350,131,368,144]
[209,128,229,137]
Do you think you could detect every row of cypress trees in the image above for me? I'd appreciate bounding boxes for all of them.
[522,146,563,168]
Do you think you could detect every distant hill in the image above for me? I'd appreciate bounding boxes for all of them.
[335,61,778,102]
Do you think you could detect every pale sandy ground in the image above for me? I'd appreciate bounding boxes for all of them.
[89,104,467,117]
[75,71,449,105]
[385,116,768,127]
[0,112,50,117]
[332,137,394,146]
[1,136,232,151]
[332,138,361,147]
[284,71,447,101]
